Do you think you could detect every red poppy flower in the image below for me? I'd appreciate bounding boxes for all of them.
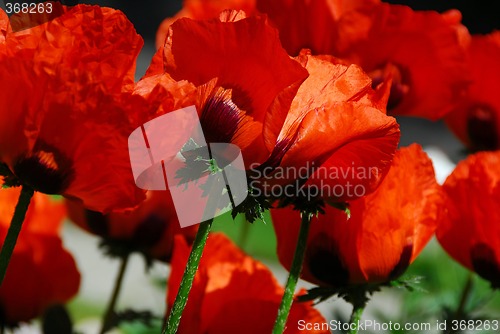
[0,5,146,213]
[156,0,468,120]
[436,151,500,288]
[145,11,308,168]
[256,51,399,202]
[248,1,469,119]
[329,2,470,119]
[65,191,197,261]
[167,233,329,333]
[272,144,443,286]
[0,188,80,325]
[151,12,399,202]
[155,0,257,48]
[445,31,500,151]
[156,0,378,53]
[256,0,379,56]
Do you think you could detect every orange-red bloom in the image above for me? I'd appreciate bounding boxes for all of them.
[158,1,469,120]
[259,0,469,119]
[144,11,308,168]
[272,144,443,286]
[0,188,80,325]
[65,191,197,261]
[436,151,500,288]
[256,51,399,202]
[328,2,470,119]
[256,0,378,56]
[156,0,256,47]
[156,0,377,53]
[445,31,500,151]
[151,12,400,202]
[167,233,329,333]
[0,5,145,213]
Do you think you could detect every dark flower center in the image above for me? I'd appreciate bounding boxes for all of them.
[200,91,244,144]
[132,214,168,250]
[471,243,500,288]
[306,235,350,286]
[388,243,413,281]
[84,210,110,237]
[370,63,410,111]
[13,141,74,194]
[85,210,168,257]
[466,105,498,151]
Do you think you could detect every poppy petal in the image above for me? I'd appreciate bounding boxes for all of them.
[268,52,376,147]
[272,144,442,285]
[437,151,500,287]
[445,32,500,151]
[334,3,469,119]
[0,5,146,212]
[163,12,308,123]
[256,0,339,56]
[356,144,442,281]
[281,102,400,201]
[0,188,80,324]
[168,233,328,333]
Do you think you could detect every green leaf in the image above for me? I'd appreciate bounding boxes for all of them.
[230,187,272,224]
[390,275,427,293]
[277,193,325,216]
[297,284,381,309]
[104,309,159,333]
[98,239,154,272]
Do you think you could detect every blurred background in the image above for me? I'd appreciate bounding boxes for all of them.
[2,1,499,333]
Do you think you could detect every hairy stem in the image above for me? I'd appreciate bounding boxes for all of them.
[100,253,130,334]
[0,186,34,286]
[272,212,312,334]
[455,273,473,320]
[163,219,213,334]
[348,304,365,334]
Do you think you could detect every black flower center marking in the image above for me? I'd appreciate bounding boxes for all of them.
[467,105,498,151]
[370,63,410,111]
[84,210,109,237]
[388,243,413,281]
[13,141,74,194]
[306,234,350,287]
[471,243,500,288]
[200,92,244,145]
[132,214,167,250]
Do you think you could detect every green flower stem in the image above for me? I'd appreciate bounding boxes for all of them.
[99,253,131,334]
[0,186,34,286]
[348,304,365,334]
[238,218,251,250]
[455,273,474,321]
[272,212,313,334]
[163,218,213,334]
